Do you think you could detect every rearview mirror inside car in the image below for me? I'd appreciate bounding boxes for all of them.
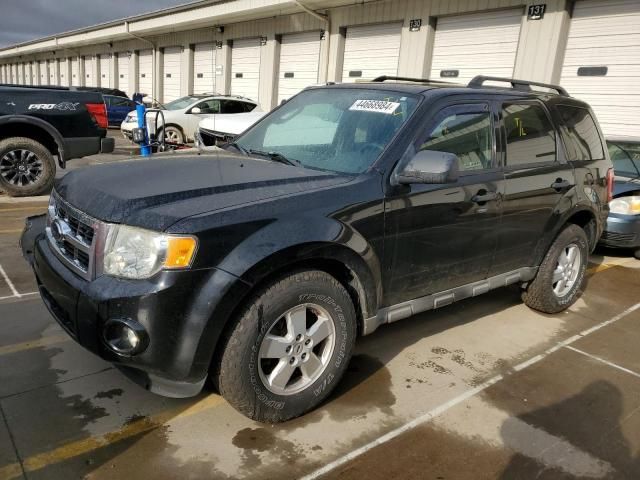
[191,107,202,114]
[396,150,460,185]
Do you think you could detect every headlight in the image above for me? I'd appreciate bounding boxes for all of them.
[609,196,640,215]
[103,225,197,279]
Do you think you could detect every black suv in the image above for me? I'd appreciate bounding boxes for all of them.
[21,76,613,423]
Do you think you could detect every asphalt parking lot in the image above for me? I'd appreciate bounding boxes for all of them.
[1,146,640,479]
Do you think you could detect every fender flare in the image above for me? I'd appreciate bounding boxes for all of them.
[0,115,67,167]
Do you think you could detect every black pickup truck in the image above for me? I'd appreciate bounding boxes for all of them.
[0,84,114,196]
[21,76,612,423]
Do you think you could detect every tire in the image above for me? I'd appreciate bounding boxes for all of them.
[634,248,640,260]
[161,126,184,144]
[522,224,589,314]
[216,270,357,423]
[0,137,55,197]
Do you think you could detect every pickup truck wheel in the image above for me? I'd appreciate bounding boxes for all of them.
[0,137,55,197]
[522,224,589,314]
[216,270,357,423]
[634,248,640,260]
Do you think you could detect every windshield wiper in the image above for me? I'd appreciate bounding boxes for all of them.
[249,149,299,166]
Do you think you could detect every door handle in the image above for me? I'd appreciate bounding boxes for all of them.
[471,191,498,204]
[551,179,572,191]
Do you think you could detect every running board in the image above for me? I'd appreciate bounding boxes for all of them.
[362,267,538,335]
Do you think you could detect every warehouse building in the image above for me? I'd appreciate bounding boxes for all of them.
[0,0,638,137]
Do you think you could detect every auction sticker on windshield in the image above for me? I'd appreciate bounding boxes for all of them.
[349,99,400,114]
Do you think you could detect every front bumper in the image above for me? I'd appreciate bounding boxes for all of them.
[599,213,640,249]
[21,215,246,398]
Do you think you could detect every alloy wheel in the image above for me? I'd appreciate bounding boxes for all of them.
[0,149,43,186]
[552,243,582,297]
[258,303,336,396]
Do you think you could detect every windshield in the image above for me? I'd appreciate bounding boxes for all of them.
[163,96,201,111]
[235,88,420,174]
[608,141,640,178]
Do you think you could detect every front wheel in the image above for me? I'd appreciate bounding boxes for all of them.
[161,126,184,144]
[216,270,357,423]
[522,224,589,314]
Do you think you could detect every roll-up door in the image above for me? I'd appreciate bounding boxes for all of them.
[71,58,80,86]
[138,49,153,96]
[560,0,640,137]
[342,23,402,82]
[99,54,111,88]
[430,9,522,85]
[48,60,57,85]
[84,56,95,86]
[231,38,261,102]
[17,64,24,84]
[38,60,47,85]
[193,43,216,94]
[162,47,181,102]
[59,58,69,86]
[117,53,129,94]
[278,31,321,103]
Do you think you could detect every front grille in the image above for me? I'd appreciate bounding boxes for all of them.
[601,231,637,244]
[47,191,100,280]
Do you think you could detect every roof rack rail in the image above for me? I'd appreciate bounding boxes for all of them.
[372,75,456,85]
[468,75,569,96]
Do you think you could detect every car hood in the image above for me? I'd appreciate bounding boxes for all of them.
[199,111,267,135]
[55,151,352,231]
[613,175,640,197]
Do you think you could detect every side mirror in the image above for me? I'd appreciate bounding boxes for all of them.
[396,150,460,185]
[191,107,202,114]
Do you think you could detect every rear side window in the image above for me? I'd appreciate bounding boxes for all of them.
[502,103,556,166]
[221,100,245,114]
[556,105,604,161]
[242,102,257,112]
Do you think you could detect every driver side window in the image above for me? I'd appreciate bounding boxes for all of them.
[420,107,493,172]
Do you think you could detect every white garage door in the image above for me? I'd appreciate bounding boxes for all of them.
[99,54,111,88]
[16,64,23,84]
[231,38,261,102]
[71,58,80,86]
[84,56,95,86]
[48,60,57,85]
[560,0,640,137]
[117,53,129,93]
[163,47,181,103]
[430,9,522,85]
[38,61,47,85]
[193,43,216,94]
[278,31,321,104]
[139,49,153,96]
[342,23,402,82]
[59,59,69,86]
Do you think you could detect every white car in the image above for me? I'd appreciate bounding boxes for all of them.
[197,110,268,147]
[120,94,261,144]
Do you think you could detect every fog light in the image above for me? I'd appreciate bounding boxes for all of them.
[103,319,149,355]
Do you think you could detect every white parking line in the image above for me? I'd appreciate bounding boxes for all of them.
[0,291,37,302]
[300,301,640,480]
[0,264,20,298]
[565,345,640,380]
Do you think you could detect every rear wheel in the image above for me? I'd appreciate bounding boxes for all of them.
[0,137,55,197]
[522,224,589,314]
[216,270,357,423]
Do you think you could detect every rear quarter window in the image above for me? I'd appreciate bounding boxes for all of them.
[556,105,604,161]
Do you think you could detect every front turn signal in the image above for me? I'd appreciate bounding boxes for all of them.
[164,236,198,269]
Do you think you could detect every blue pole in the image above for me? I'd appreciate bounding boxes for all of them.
[136,103,151,157]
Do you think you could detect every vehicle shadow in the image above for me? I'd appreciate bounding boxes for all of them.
[497,380,639,479]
